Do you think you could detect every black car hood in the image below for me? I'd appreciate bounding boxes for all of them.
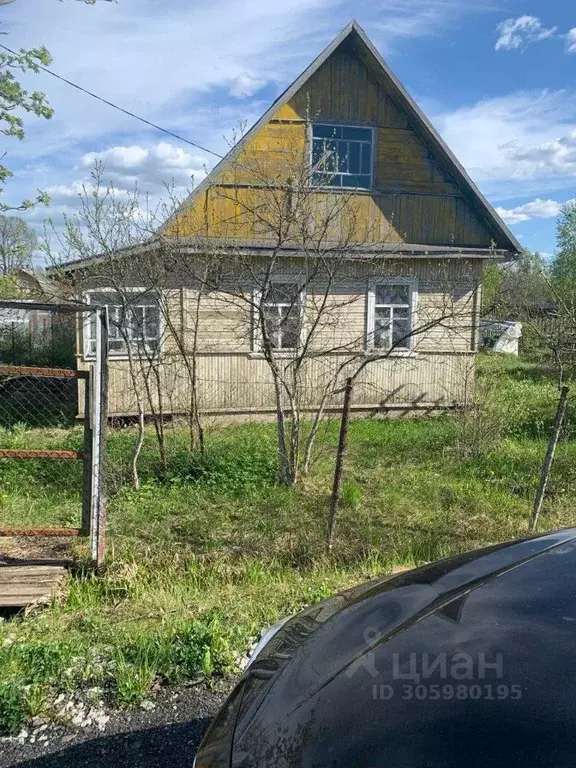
[231,529,576,767]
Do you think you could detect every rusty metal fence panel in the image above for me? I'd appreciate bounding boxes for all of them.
[0,301,108,566]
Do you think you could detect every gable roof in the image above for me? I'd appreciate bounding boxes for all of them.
[165,20,521,255]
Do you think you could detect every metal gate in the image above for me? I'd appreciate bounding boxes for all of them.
[0,300,108,566]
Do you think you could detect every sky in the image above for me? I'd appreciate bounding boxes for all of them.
[3,0,576,260]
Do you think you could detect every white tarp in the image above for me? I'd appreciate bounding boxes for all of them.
[482,321,523,355]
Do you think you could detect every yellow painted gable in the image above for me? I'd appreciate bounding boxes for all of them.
[167,36,496,249]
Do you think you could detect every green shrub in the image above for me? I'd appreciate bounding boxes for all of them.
[24,685,48,719]
[0,684,27,736]
[114,656,155,708]
[165,616,232,682]
[12,642,72,685]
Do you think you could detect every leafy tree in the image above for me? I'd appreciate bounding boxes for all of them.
[552,201,576,282]
[481,263,502,314]
[0,46,53,210]
[509,249,549,312]
[483,249,547,316]
[517,248,547,276]
[0,0,114,208]
[0,215,37,275]
[0,274,20,298]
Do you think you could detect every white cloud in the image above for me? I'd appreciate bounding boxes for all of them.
[79,142,209,191]
[431,90,576,200]
[506,129,576,177]
[566,28,576,53]
[21,142,209,233]
[495,198,564,225]
[1,0,496,165]
[45,181,93,203]
[229,72,268,99]
[495,16,557,51]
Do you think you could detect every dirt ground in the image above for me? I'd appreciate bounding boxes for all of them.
[0,537,75,565]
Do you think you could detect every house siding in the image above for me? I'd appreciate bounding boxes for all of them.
[79,351,474,419]
[76,257,479,418]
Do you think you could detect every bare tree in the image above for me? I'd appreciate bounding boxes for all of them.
[43,124,485,498]
[165,120,485,485]
[44,166,203,486]
[0,215,37,275]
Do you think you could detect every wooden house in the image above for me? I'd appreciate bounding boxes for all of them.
[56,21,520,421]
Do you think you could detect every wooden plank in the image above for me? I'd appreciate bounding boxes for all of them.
[0,588,60,598]
[0,528,82,537]
[0,566,66,575]
[0,572,66,583]
[0,596,54,607]
[0,365,88,380]
[0,561,66,576]
[0,450,84,460]
[0,565,67,608]
[0,580,63,590]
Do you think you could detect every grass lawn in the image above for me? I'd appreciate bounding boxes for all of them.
[1,353,575,733]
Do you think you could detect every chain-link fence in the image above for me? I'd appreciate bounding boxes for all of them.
[0,301,108,565]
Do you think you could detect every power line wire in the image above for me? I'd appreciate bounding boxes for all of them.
[0,43,224,160]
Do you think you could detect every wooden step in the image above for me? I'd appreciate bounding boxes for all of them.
[0,565,67,609]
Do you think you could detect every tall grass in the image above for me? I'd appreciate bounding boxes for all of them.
[0,354,575,734]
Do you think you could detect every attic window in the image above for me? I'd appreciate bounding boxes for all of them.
[311,124,373,189]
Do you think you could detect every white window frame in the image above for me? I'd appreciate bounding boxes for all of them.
[309,123,375,191]
[366,278,418,353]
[252,275,306,354]
[82,287,164,360]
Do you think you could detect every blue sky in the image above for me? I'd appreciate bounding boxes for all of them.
[3,0,576,258]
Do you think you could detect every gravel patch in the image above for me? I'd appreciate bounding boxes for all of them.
[0,685,227,768]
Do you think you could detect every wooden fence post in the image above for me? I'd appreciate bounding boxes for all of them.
[530,385,570,533]
[327,378,354,552]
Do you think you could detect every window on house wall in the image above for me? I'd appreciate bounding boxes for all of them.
[84,290,161,357]
[368,282,415,351]
[257,280,303,351]
[311,124,374,189]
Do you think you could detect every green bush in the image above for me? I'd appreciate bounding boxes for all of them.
[111,615,234,702]
[1,641,73,687]
[170,617,232,680]
[0,684,27,736]
[114,657,155,708]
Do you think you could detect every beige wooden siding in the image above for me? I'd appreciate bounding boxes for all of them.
[187,257,481,354]
[79,351,474,418]
[76,257,480,417]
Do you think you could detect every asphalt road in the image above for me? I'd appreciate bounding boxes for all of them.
[0,687,225,768]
